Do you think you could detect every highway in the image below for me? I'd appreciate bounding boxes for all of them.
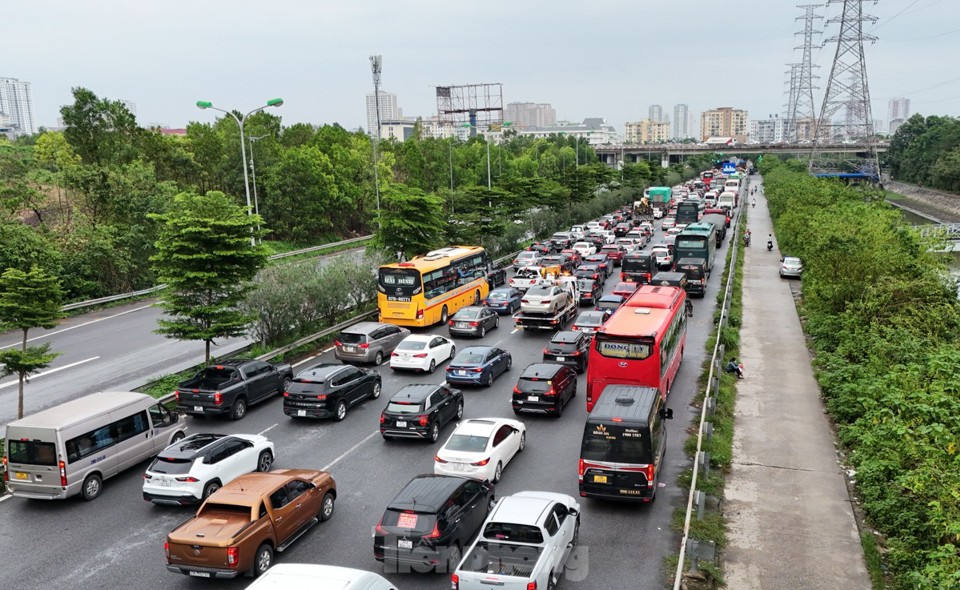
[0,214,734,590]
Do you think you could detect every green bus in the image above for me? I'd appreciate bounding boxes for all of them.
[675,222,717,274]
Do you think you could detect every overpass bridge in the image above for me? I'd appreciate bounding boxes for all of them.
[594,142,889,168]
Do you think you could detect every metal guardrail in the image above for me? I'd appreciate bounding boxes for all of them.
[60,235,373,312]
[672,194,744,588]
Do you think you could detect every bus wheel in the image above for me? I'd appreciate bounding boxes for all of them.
[440,306,448,324]
[473,291,481,305]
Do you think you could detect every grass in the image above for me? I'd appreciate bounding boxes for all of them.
[859,530,889,590]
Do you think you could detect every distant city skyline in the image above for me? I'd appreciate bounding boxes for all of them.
[0,77,36,135]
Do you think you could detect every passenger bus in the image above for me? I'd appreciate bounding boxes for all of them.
[377,246,491,327]
[585,285,687,412]
[674,222,717,273]
[675,201,701,227]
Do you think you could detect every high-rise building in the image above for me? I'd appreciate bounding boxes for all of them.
[505,102,557,129]
[700,107,749,143]
[0,77,36,135]
[624,119,671,144]
[365,91,398,136]
[887,98,910,124]
[649,104,664,123]
[748,116,787,144]
[673,104,694,139]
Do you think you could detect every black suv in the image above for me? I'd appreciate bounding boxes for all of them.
[283,363,382,421]
[374,474,495,573]
[577,278,601,306]
[511,363,578,417]
[543,331,591,373]
[380,384,464,443]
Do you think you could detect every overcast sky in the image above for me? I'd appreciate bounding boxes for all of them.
[8,0,959,132]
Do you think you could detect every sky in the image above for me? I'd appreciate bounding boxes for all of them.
[7,0,960,132]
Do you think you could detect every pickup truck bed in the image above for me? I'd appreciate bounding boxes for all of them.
[459,541,541,578]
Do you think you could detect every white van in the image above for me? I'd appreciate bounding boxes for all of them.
[723,179,740,193]
[4,392,187,501]
[717,192,736,211]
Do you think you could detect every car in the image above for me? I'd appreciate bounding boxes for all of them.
[512,363,578,417]
[542,330,590,373]
[618,237,641,251]
[445,346,513,388]
[572,310,608,334]
[244,564,395,590]
[780,256,803,278]
[573,264,606,287]
[583,253,614,277]
[612,281,639,299]
[390,335,456,373]
[434,418,527,483]
[380,383,465,442]
[283,363,382,420]
[527,242,551,255]
[550,232,574,249]
[335,322,410,365]
[539,254,575,274]
[486,265,507,288]
[520,285,571,315]
[666,226,683,237]
[373,474,495,573]
[484,287,522,315]
[143,433,275,505]
[613,222,632,237]
[513,250,543,269]
[596,294,626,317]
[449,306,500,338]
[650,244,673,269]
[453,492,581,590]
[571,241,597,257]
[175,360,294,421]
[569,225,586,239]
[599,244,626,267]
[559,248,582,267]
[638,221,654,235]
[576,278,601,306]
[661,217,677,230]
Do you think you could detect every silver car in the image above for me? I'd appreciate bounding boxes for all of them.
[521,285,570,315]
[780,256,803,278]
[513,250,543,268]
[335,322,410,365]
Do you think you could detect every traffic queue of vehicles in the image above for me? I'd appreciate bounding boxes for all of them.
[1,168,740,588]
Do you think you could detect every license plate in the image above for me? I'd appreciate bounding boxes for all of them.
[14,472,28,481]
[528,396,539,402]
[457,322,469,328]
[456,370,466,376]
[159,478,172,487]
[189,571,211,578]
[193,406,203,412]
[297,410,306,417]
[556,356,566,362]
[453,463,466,471]
[593,474,609,484]
[396,420,407,428]
[398,539,413,550]
[344,346,356,352]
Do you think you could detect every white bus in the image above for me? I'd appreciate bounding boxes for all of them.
[3,392,187,501]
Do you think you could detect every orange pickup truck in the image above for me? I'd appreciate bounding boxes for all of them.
[165,469,336,579]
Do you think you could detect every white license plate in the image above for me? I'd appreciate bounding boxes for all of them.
[556,356,566,361]
[398,539,413,550]
[297,410,306,417]
[158,478,172,487]
[456,370,466,376]
[453,463,466,471]
[396,420,407,428]
[457,322,469,328]
[344,346,356,352]
[189,571,211,578]
[193,406,203,412]
[528,396,540,402]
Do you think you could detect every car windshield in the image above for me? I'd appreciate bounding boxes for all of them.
[517,252,536,259]
[455,309,482,320]
[549,340,579,353]
[487,291,508,300]
[339,332,366,345]
[483,522,544,544]
[149,456,193,475]
[381,509,438,535]
[454,351,486,364]
[386,401,423,414]
[578,313,604,326]
[396,340,427,351]
[445,434,489,453]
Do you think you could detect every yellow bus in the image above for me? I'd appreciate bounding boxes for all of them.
[378,246,492,327]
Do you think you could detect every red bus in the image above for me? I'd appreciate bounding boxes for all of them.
[585,285,687,412]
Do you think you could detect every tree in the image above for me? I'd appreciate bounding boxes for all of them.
[60,87,140,166]
[372,185,445,260]
[263,145,342,242]
[150,191,268,361]
[0,267,63,419]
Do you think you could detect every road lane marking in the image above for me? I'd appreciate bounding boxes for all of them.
[0,305,153,350]
[510,328,519,334]
[0,494,11,503]
[322,431,378,472]
[0,357,100,389]
[259,423,279,436]
[293,355,318,368]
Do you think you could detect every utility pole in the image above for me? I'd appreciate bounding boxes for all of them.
[790,4,823,142]
[370,55,383,227]
[784,62,802,142]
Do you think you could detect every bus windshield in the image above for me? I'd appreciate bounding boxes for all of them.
[581,422,651,464]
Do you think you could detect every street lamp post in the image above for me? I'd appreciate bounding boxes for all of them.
[249,134,268,244]
[370,55,383,229]
[196,98,283,246]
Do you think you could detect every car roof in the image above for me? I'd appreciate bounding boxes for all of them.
[455,306,486,313]
[160,433,228,458]
[599,294,626,302]
[388,475,468,513]
[784,256,801,263]
[454,418,500,438]
[341,322,388,335]
[578,311,605,321]
[520,363,567,379]
[245,564,389,589]
[489,495,554,527]
[398,334,434,343]
[550,331,582,343]
[218,469,322,500]
[389,383,441,403]
[297,363,349,381]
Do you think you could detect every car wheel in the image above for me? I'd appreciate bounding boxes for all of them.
[335,400,348,422]
[440,306,449,324]
[494,316,500,329]
[513,409,522,416]
[449,345,456,360]
[253,544,273,577]
[256,450,273,472]
[547,572,557,590]
[429,422,440,443]
[518,432,526,452]
[492,462,503,484]
[485,373,494,387]
[474,290,481,305]
[456,401,464,421]
[319,492,335,522]
[230,398,247,421]
[554,398,564,418]
[171,431,185,444]
[81,474,102,501]
[428,359,436,373]
[202,480,221,499]
[371,382,382,399]
[446,543,462,574]
[505,358,512,372]
[479,326,486,338]
[374,351,384,365]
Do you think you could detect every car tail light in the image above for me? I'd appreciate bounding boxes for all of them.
[469,322,479,327]
[572,326,579,331]
[173,390,179,401]
[391,351,399,356]
[413,353,428,358]
[451,573,460,590]
[471,458,490,466]
[435,455,448,464]
[592,274,598,279]
[213,392,222,405]
[376,517,386,535]
[543,348,549,354]
[143,473,152,480]
[416,309,424,319]
[644,464,656,487]
[448,320,455,326]
[334,340,341,347]
[471,367,484,373]
[226,546,239,567]
[283,392,290,397]
[379,414,385,424]
[59,460,67,487]
[418,415,429,426]
[175,476,200,482]
[513,386,522,394]
[578,458,585,477]
[164,541,170,560]
[359,343,370,349]
[544,385,556,396]
[316,394,327,400]
[521,299,528,304]
[423,522,442,539]
[620,273,625,281]
[1,457,7,482]
[527,582,538,590]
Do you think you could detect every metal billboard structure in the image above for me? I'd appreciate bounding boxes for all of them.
[436,83,504,135]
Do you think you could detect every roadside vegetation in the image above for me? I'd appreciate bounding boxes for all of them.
[761,156,960,590]
[884,114,960,193]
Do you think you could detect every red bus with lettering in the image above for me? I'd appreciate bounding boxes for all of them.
[585,285,687,412]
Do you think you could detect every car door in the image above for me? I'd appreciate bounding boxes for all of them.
[460,480,488,536]
[552,503,577,566]
[243,362,271,402]
[484,308,497,329]
[429,337,448,366]
[436,387,457,425]
[218,438,255,483]
[338,367,365,406]
[490,425,512,467]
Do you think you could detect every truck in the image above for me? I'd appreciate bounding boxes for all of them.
[176,359,294,421]
[644,187,672,219]
[701,213,728,245]
[452,491,581,590]
[513,277,579,330]
[165,469,337,579]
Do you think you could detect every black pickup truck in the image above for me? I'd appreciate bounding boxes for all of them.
[175,359,294,420]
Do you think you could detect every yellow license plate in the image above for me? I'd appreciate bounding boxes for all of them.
[14,472,28,480]
[593,474,608,484]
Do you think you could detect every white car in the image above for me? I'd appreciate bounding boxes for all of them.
[661,217,677,230]
[390,334,455,373]
[666,227,683,237]
[651,245,672,268]
[652,206,664,219]
[571,241,597,257]
[434,418,526,483]
[616,238,638,252]
[512,250,543,269]
[568,225,586,240]
[142,433,274,505]
[245,564,394,590]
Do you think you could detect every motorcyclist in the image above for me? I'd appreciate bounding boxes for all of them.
[767,233,774,251]
[743,230,751,246]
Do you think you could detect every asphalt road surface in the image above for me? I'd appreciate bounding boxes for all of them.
[0,217,735,590]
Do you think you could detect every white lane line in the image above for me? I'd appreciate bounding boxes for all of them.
[322,431,379,472]
[0,494,11,503]
[510,328,519,334]
[0,305,154,350]
[0,357,100,389]
[292,345,337,368]
[259,423,279,436]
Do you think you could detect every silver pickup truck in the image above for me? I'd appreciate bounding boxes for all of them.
[452,491,581,590]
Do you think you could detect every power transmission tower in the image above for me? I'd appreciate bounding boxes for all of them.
[784,63,801,142]
[789,4,822,141]
[810,0,880,180]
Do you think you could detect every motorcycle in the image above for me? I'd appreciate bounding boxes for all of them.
[743,234,751,247]
[767,240,774,252]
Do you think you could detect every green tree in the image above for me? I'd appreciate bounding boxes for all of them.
[150,191,267,361]
[263,145,342,242]
[0,267,63,419]
[60,87,140,166]
[930,146,960,193]
[372,185,445,259]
